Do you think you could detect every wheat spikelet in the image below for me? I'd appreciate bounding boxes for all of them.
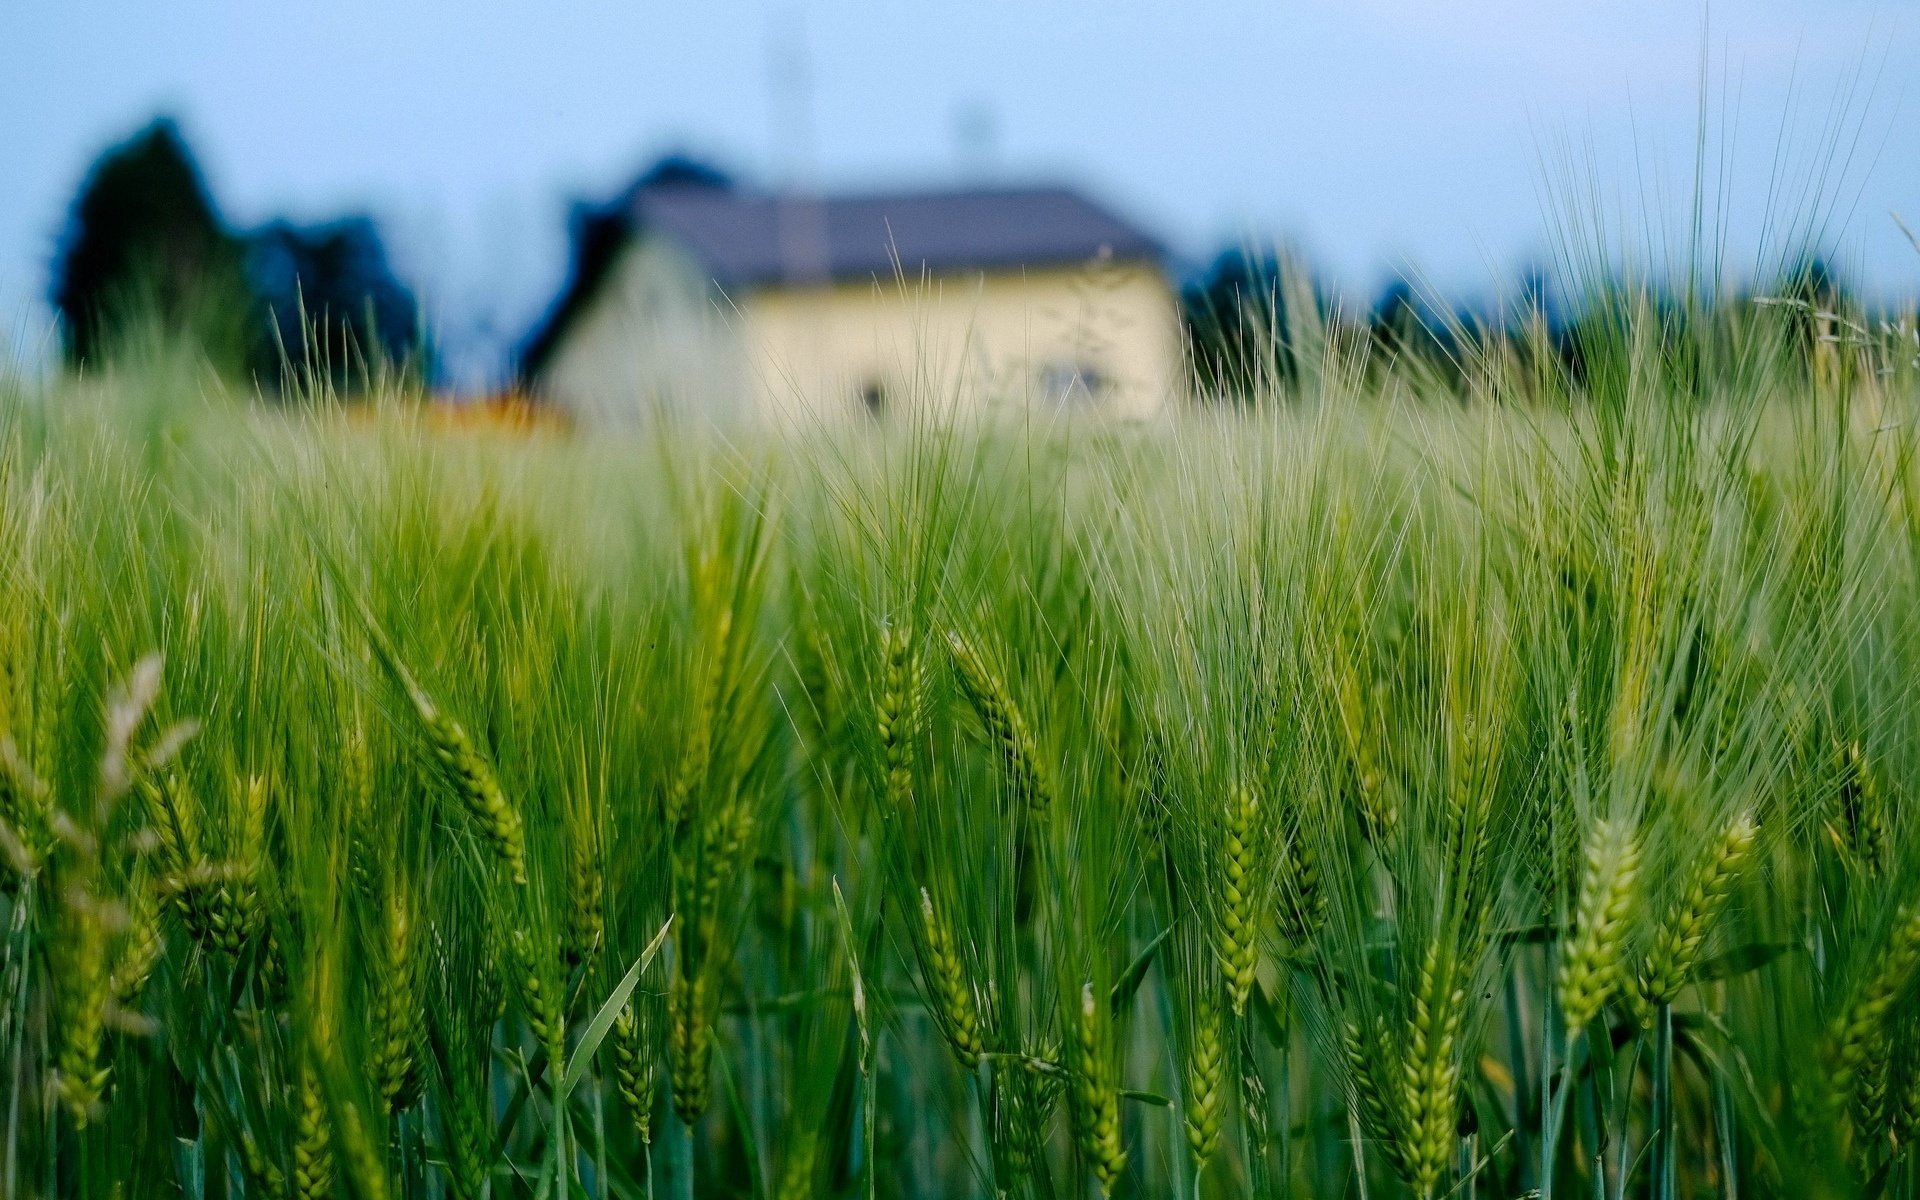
[411,690,527,885]
[1343,1016,1409,1178]
[343,726,378,897]
[226,772,270,944]
[946,629,1052,813]
[1399,943,1466,1197]
[1217,782,1261,1014]
[1837,740,1888,875]
[875,617,917,810]
[1858,1038,1893,1148]
[1277,813,1325,946]
[370,887,422,1114]
[694,800,755,934]
[1634,809,1758,1023]
[1069,982,1128,1194]
[669,966,714,1121]
[239,1130,291,1200]
[1185,1000,1226,1167]
[993,1058,1054,1184]
[918,887,984,1068]
[447,1078,493,1200]
[563,818,605,973]
[667,610,730,828]
[51,889,113,1125]
[1824,906,1920,1116]
[611,1001,659,1144]
[1558,815,1642,1036]
[1893,1041,1920,1160]
[111,877,163,1010]
[141,773,215,940]
[293,1066,335,1200]
[1332,665,1395,840]
[509,927,565,1064]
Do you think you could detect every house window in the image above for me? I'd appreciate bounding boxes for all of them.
[1037,361,1108,405]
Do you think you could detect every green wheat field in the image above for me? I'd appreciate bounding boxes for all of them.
[5,288,1920,1200]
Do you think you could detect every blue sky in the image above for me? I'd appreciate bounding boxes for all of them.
[3,1,1915,382]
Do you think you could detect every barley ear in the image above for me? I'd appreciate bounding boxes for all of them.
[1343,1016,1408,1179]
[1217,782,1261,1015]
[1824,906,1920,1118]
[239,1131,291,1200]
[564,816,606,973]
[918,887,984,1068]
[668,965,714,1122]
[1069,982,1129,1194]
[1185,1000,1226,1168]
[51,890,113,1126]
[509,927,566,1065]
[111,875,164,1010]
[1558,816,1642,1037]
[293,1065,335,1200]
[370,886,422,1114]
[1837,740,1888,875]
[1277,813,1325,946]
[611,1001,659,1144]
[1400,944,1466,1197]
[946,629,1053,813]
[412,689,527,886]
[875,617,918,811]
[1634,809,1758,1023]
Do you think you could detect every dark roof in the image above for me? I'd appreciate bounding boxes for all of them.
[633,184,1163,287]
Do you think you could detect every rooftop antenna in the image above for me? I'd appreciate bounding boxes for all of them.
[767,7,829,286]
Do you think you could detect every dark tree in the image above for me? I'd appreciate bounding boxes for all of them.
[1182,246,1311,402]
[246,216,423,387]
[1368,280,1469,388]
[628,152,734,194]
[51,118,251,366]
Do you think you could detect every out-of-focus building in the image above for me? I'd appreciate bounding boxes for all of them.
[520,173,1181,424]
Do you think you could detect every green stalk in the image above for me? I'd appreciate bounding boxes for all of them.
[1540,995,1562,1200]
[669,1116,693,1200]
[1650,1002,1673,1200]
[1577,1054,1605,1200]
[1277,1011,1293,1200]
[1505,967,1534,1192]
[1712,1061,1737,1200]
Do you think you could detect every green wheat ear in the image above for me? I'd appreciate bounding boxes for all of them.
[1825,907,1920,1117]
[875,616,919,810]
[946,627,1054,813]
[611,999,660,1145]
[1185,999,1226,1168]
[1634,809,1758,1023]
[411,687,527,886]
[1069,982,1128,1195]
[1216,781,1260,1015]
[918,886,984,1069]
[1559,815,1643,1037]
[1399,943,1467,1198]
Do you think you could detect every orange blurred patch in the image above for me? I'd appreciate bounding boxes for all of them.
[426,390,571,435]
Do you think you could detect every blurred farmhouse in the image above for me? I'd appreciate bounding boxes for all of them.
[519,164,1182,423]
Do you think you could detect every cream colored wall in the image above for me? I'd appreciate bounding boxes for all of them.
[736,261,1184,423]
[538,238,749,426]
